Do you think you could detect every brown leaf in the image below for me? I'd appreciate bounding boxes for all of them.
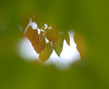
[26,27,46,53]
[74,34,87,59]
[26,27,40,53]
[38,31,46,53]
[45,29,59,43]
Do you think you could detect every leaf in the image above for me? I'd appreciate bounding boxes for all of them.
[26,27,46,53]
[65,32,70,46]
[74,34,87,59]
[38,31,46,52]
[39,42,53,62]
[26,27,39,43]
[45,29,59,43]
[53,35,64,57]
[25,27,40,53]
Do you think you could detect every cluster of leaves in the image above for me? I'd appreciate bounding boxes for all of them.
[25,24,70,62]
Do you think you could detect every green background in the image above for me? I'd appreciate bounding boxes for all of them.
[0,0,109,89]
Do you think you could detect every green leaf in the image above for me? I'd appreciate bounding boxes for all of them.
[53,35,64,57]
[39,42,53,62]
[65,32,70,46]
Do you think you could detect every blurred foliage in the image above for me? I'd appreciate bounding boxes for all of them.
[25,23,70,61]
[0,0,109,89]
